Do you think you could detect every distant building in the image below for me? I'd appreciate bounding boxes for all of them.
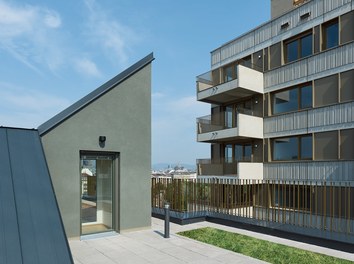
[39,53,154,238]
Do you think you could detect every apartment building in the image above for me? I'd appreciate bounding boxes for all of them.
[194,0,354,242]
[196,0,354,182]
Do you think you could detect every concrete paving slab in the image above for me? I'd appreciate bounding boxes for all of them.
[69,217,353,263]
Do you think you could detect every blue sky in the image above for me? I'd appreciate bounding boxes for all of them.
[0,0,270,165]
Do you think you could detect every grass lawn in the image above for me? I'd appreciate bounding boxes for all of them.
[178,227,352,264]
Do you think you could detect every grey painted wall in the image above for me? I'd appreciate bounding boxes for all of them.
[41,64,151,238]
[271,0,294,19]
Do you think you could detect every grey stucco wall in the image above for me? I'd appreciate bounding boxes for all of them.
[41,64,151,238]
[271,0,294,18]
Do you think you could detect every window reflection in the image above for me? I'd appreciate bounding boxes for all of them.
[273,89,298,114]
[223,64,237,83]
[273,137,298,160]
[273,135,312,161]
[272,84,312,114]
[224,106,233,128]
[300,34,312,57]
[323,21,338,50]
[300,85,312,109]
[286,40,298,63]
[234,144,252,162]
[301,135,312,159]
[285,33,312,63]
[225,144,233,163]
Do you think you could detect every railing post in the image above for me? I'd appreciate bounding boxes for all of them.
[164,202,170,238]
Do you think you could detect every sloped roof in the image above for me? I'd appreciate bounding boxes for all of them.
[0,127,73,264]
[38,52,154,136]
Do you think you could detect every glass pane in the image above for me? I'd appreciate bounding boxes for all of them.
[273,88,298,114]
[300,135,312,159]
[340,129,354,160]
[273,137,298,161]
[235,145,243,161]
[224,66,233,83]
[81,155,113,235]
[325,22,338,49]
[314,131,338,160]
[224,106,233,128]
[300,85,312,109]
[286,40,298,63]
[242,56,252,69]
[244,145,252,161]
[225,145,233,163]
[300,34,312,58]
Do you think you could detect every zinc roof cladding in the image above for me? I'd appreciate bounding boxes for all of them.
[38,52,154,136]
[0,127,73,264]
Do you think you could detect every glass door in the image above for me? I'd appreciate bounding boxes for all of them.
[80,154,114,235]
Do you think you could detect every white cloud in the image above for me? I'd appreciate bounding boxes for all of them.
[83,0,138,66]
[0,1,64,73]
[43,9,61,28]
[74,57,101,77]
[152,92,165,99]
[0,82,71,128]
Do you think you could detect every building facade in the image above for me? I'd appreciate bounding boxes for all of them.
[196,0,354,181]
[39,53,153,238]
[195,0,354,242]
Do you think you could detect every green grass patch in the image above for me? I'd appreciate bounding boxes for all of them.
[178,227,352,264]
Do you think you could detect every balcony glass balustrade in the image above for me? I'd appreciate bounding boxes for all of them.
[197,108,262,134]
[196,63,263,104]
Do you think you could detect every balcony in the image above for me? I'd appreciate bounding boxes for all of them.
[196,64,263,104]
[197,159,263,179]
[197,110,263,143]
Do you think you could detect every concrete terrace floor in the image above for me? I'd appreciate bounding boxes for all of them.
[69,217,354,264]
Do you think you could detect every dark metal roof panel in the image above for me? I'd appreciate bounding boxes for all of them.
[0,129,22,264]
[0,127,73,264]
[38,52,154,136]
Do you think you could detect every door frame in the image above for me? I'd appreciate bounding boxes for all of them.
[79,151,119,236]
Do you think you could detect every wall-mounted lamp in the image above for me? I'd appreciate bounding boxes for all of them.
[254,144,258,148]
[99,136,106,143]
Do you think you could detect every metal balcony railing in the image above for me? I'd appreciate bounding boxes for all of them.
[151,178,354,243]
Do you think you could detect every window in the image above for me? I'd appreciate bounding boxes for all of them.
[273,137,299,160]
[224,106,233,128]
[235,144,252,162]
[273,135,312,161]
[323,19,339,50]
[272,84,312,114]
[300,85,312,109]
[340,70,354,102]
[224,144,233,163]
[223,63,237,83]
[340,129,354,160]
[273,89,298,114]
[285,32,313,63]
[314,74,338,107]
[314,131,338,160]
[300,135,312,159]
